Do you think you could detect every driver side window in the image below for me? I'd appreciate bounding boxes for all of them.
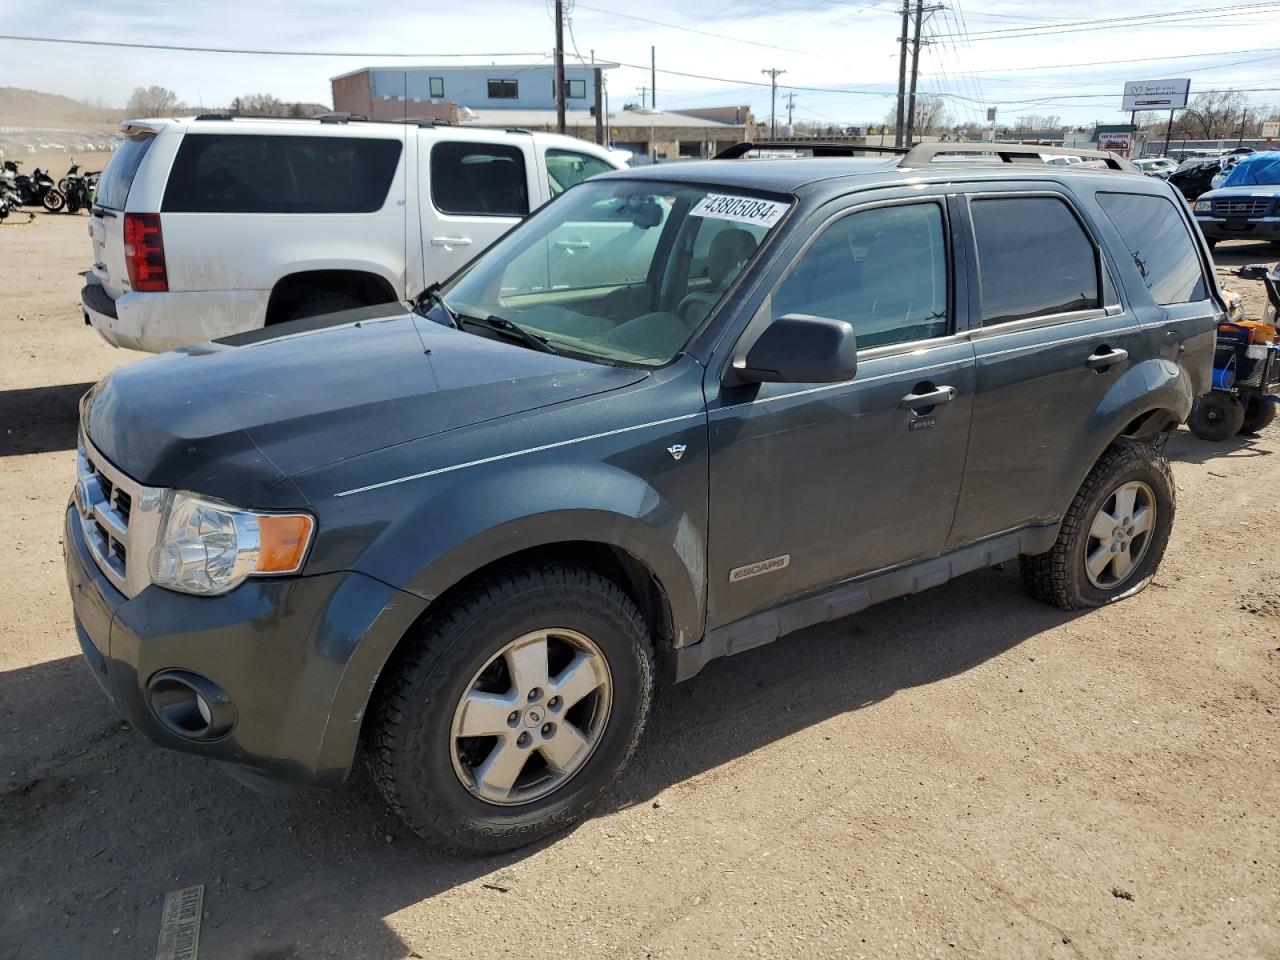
[774,202,949,350]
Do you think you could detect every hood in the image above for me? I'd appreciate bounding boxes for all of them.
[1200,183,1280,201]
[85,310,647,504]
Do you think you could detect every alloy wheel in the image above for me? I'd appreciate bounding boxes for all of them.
[1084,480,1157,589]
[449,628,613,805]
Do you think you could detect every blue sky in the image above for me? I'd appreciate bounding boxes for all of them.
[2,0,1278,126]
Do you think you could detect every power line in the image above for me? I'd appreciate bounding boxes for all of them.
[922,44,1280,75]
[0,33,544,57]
[932,2,1280,40]
[572,2,821,55]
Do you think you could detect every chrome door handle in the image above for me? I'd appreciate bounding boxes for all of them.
[1086,347,1128,369]
[899,385,957,410]
[554,239,591,250]
[431,236,473,247]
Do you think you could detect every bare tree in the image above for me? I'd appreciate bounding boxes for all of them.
[1182,90,1247,139]
[126,86,180,117]
[914,95,953,137]
[232,93,288,117]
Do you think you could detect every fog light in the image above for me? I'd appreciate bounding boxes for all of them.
[146,670,236,741]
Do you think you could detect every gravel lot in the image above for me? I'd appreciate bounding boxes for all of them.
[1,211,1277,960]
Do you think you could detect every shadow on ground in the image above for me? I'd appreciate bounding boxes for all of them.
[0,381,94,457]
[0,564,1080,959]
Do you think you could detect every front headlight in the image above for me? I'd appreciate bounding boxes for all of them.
[148,492,315,596]
[1194,199,1212,212]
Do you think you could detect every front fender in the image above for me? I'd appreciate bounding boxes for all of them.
[351,458,706,649]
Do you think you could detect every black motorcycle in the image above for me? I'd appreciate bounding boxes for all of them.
[2,160,64,211]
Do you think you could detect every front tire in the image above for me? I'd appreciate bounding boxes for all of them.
[368,562,655,854]
[1020,439,1175,611]
[41,189,65,213]
[1188,391,1245,441]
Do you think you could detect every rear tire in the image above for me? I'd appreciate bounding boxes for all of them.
[1020,439,1175,611]
[1239,395,1276,434]
[280,291,364,323]
[1188,391,1245,441]
[368,562,655,854]
[42,189,65,213]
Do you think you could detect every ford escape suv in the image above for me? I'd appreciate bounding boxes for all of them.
[66,143,1219,853]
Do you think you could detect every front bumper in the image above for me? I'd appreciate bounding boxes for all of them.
[80,279,269,352]
[64,506,427,791]
[1194,215,1280,242]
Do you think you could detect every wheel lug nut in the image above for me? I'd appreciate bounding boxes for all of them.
[541,723,553,736]
[517,732,531,747]
[528,687,542,702]
[507,711,519,726]
[548,696,561,710]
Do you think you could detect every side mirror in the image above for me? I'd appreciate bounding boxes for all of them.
[731,313,858,385]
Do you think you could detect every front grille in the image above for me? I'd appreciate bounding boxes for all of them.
[1213,198,1272,217]
[74,433,165,599]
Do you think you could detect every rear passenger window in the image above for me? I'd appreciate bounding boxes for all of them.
[162,134,402,214]
[774,202,949,350]
[545,149,615,197]
[970,196,1100,325]
[431,142,529,217]
[1096,192,1209,304]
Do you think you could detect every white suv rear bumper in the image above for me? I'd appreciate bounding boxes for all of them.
[82,284,269,352]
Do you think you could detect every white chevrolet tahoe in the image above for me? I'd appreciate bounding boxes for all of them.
[81,116,625,352]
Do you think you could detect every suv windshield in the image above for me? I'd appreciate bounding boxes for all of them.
[441,179,790,366]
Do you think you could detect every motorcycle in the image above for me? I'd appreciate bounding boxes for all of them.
[2,159,64,211]
[59,165,98,214]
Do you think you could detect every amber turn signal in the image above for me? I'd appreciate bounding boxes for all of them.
[256,514,315,574]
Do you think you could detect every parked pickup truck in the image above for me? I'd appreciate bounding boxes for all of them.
[66,143,1218,854]
[80,116,625,352]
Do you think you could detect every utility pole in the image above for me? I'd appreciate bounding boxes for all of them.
[636,85,648,109]
[651,46,656,112]
[762,68,786,139]
[785,91,796,128]
[592,49,604,146]
[904,1,943,148]
[895,0,909,147]
[553,0,566,134]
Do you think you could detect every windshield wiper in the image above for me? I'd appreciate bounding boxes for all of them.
[415,283,459,329]
[455,312,558,355]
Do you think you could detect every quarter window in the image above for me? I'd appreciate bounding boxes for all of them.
[430,142,529,217]
[774,203,949,350]
[429,76,445,98]
[970,196,1100,325]
[161,134,402,214]
[1095,192,1208,305]
[487,79,519,100]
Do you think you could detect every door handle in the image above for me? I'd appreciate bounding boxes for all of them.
[431,236,473,247]
[899,385,957,410]
[1086,346,1128,370]
[554,239,591,250]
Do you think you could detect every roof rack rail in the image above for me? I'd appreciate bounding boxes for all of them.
[505,128,533,135]
[315,112,367,124]
[195,113,233,121]
[899,142,1128,170]
[715,140,908,159]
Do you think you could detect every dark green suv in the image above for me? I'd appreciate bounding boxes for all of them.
[66,144,1219,853]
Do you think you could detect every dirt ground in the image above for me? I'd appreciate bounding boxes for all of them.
[1,212,1278,960]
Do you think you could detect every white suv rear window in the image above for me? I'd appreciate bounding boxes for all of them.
[162,134,402,214]
[96,133,156,210]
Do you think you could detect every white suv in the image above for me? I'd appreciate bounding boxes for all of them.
[81,116,625,352]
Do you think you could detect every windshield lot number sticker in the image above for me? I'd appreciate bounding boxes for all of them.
[692,194,788,228]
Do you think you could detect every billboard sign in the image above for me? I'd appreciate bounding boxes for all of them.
[1263,121,1280,139]
[1122,79,1190,111]
[1098,131,1132,156]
